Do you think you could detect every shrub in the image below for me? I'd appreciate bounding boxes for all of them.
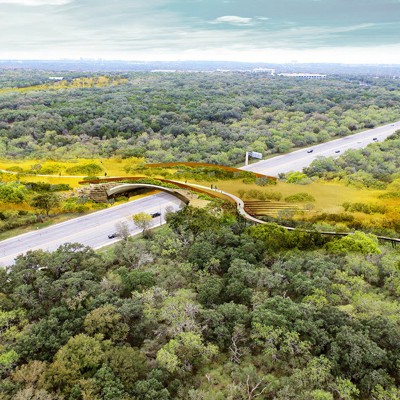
[0,212,37,232]
[247,222,328,251]
[379,192,400,199]
[342,202,387,214]
[24,182,52,192]
[237,189,246,198]
[65,163,103,176]
[51,183,72,191]
[40,164,63,174]
[62,198,90,213]
[264,191,283,201]
[286,172,309,184]
[255,177,277,186]
[311,213,355,223]
[115,196,129,202]
[0,183,28,203]
[5,166,25,173]
[326,231,381,255]
[246,189,263,199]
[285,192,316,203]
[24,182,72,192]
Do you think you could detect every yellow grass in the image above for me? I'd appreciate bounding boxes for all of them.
[189,199,212,208]
[194,180,378,211]
[0,76,128,94]
[1,158,398,229]
[0,157,145,188]
[190,178,396,226]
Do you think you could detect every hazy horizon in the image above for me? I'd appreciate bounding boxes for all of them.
[1,0,400,64]
[1,57,400,66]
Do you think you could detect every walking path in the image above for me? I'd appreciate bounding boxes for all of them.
[183,182,400,247]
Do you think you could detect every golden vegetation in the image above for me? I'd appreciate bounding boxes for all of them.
[0,157,398,233]
[0,76,128,94]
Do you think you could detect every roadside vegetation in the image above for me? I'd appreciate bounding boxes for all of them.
[0,148,398,239]
[298,132,400,236]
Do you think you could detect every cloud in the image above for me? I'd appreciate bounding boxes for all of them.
[0,0,72,5]
[0,0,399,64]
[213,15,253,25]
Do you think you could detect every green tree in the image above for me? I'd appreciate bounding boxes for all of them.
[247,223,289,252]
[47,334,104,394]
[84,305,129,343]
[156,332,218,374]
[115,221,130,241]
[132,212,153,236]
[132,371,171,400]
[105,346,147,392]
[0,349,19,375]
[0,183,27,204]
[333,377,360,400]
[286,171,308,184]
[326,231,381,255]
[30,193,60,216]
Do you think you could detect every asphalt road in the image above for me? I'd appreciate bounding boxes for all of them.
[241,121,400,176]
[1,120,399,267]
[0,192,184,267]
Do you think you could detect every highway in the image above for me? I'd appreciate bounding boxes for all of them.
[1,120,399,267]
[241,121,400,176]
[0,192,184,267]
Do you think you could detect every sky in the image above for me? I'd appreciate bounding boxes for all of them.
[1,0,400,64]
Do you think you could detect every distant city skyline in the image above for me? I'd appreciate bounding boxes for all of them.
[1,0,400,64]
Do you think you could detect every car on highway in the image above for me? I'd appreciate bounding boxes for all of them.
[150,212,161,218]
[307,149,314,153]
[373,137,378,141]
[335,150,340,153]
[108,233,118,239]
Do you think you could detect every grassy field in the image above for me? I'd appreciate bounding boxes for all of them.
[0,76,128,94]
[1,157,398,234]
[190,178,398,230]
[0,157,388,212]
[0,157,145,187]
[194,179,380,211]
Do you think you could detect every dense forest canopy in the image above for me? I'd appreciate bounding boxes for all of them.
[1,206,400,399]
[0,70,400,164]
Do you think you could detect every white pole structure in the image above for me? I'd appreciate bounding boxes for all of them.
[245,151,262,166]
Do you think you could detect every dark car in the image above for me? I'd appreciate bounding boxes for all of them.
[307,149,314,153]
[335,150,340,153]
[151,212,161,218]
[108,233,118,239]
[373,137,378,141]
